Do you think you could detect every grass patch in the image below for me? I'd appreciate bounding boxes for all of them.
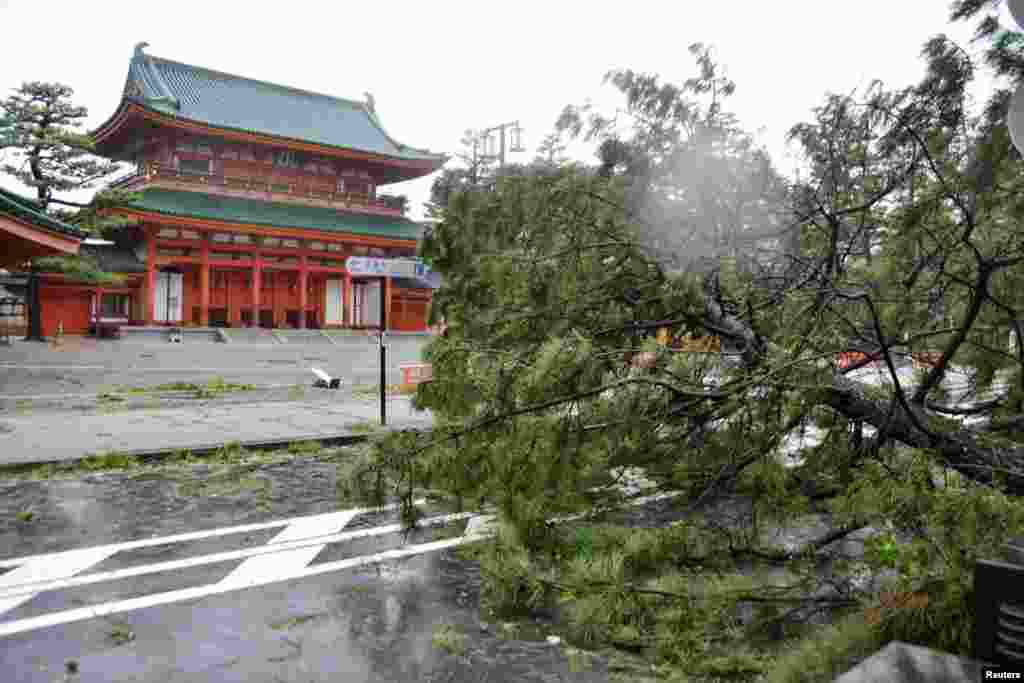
[177,473,270,498]
[15,510,34,522]
[269,612,327,630]
[79,452,140,471]
[107,623,135,646]
[566,647,594,674]
[117,377,255,399]
[348,421,379,434]
[431,623,466,655]
[0,462,56,480]
[0,441,361,482]
[454,539,489,563]
[0,452,139,481]
[287,440,322,455]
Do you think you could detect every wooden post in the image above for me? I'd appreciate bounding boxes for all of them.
[199,238,210,327]
[145,230,156,325]
[298,255,308,329]
[251,249,262,327]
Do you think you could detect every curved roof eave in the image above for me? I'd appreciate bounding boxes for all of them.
[92,100,448,175]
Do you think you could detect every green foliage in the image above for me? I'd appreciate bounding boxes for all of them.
[78,452,140,471]
[287,440,322,455]
[1,82,121,204]
[31,255,125,285]
[353,16,1024,682]
[1,82,137,239]
[431,623,466,655]
[764,613,882,683]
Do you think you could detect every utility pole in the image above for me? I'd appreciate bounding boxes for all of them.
[476,121,525,170]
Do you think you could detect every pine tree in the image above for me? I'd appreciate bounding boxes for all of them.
[354,20,1024,683]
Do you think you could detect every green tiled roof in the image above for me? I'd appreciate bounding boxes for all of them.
[0,187,87,240]
[122,50,445,164]
[127,188,421,240]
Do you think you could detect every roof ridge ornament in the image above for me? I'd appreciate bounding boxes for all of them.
[134,42,150,59]
[363,92,375,114]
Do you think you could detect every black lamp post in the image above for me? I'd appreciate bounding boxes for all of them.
[379,276,388,426]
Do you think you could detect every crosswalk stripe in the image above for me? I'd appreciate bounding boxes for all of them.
[217,509,407,589]
[0,490,681,638]
[0,500,423,570]
[0,512,473,602]
[0,535,473,638]
[0,547,121,617]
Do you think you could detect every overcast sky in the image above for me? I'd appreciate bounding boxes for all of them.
[0,1,1013,221]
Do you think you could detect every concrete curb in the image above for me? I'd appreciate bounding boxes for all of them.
[69,426,432,466]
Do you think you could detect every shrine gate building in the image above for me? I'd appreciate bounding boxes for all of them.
[37,43,446,337]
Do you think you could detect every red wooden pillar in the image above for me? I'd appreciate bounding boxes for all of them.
[298,256,308,329]
[94,287,104,329]
[199,238,210,327]
[251,249,262,328]
[343,272,352,327]
[145,230,156,325]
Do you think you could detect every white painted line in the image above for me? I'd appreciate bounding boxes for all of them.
[0,547,120,617]
[0,490,683,638]
[0,536,471,638]
[0,512,474,602]
[216,509,360,588]
[0,500,423,569]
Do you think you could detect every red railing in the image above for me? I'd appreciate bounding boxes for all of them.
[114,164,403,215]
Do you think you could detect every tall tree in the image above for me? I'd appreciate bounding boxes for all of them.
[1,82,122,210]
[355,24,1024,683]
[1,82,137,339]
[533,131,569,168]
[1,81,137,238]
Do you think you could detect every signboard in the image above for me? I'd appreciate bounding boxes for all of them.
[345,257,432,279]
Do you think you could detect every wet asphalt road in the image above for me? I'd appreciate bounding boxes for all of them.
[0,449,617,682]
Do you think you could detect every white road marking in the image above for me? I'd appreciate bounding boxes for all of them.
[0,500,422,570]
[0,491,683,638]
[215,509,361,589]
[0,513,474,602]
[0,536,470,638]
[0,547,120,616]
